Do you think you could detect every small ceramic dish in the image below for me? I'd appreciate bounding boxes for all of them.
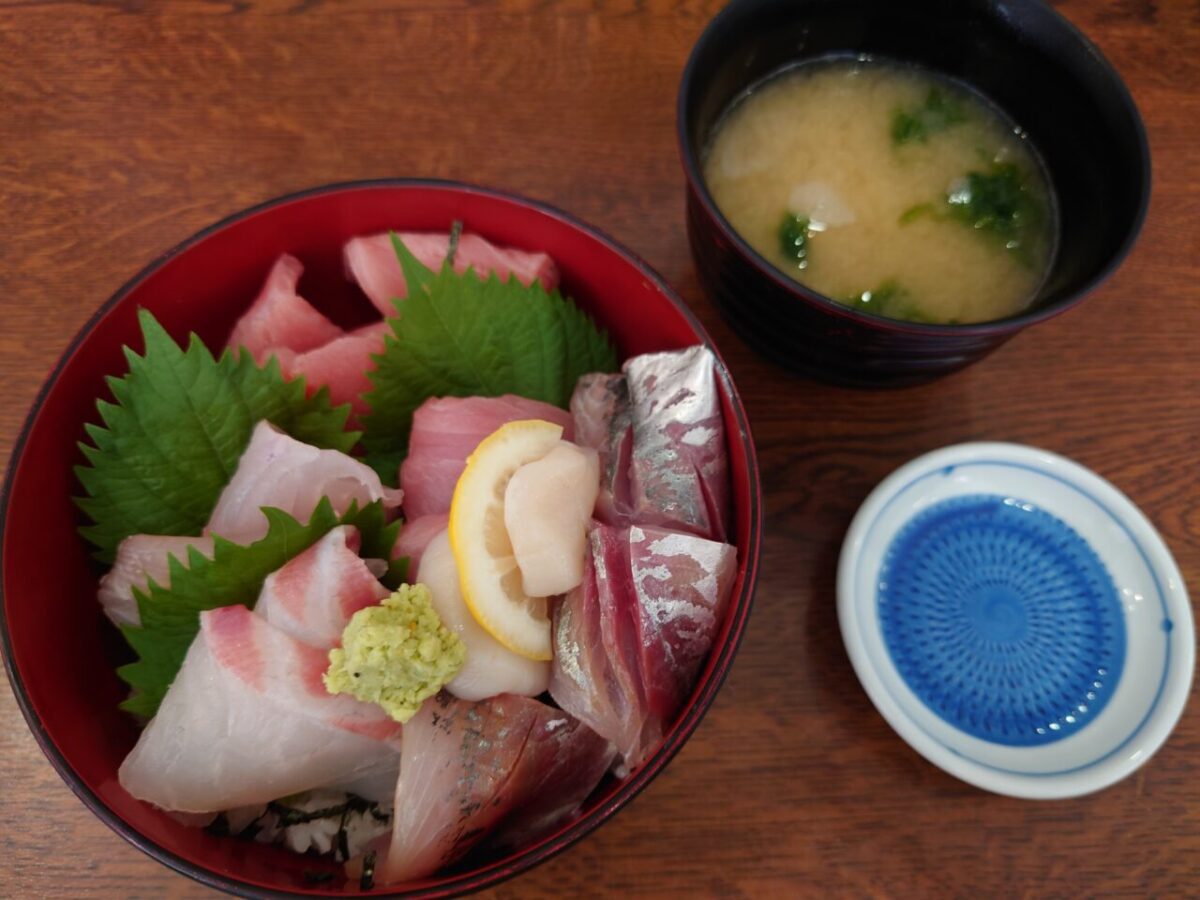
[838,442,1193,799]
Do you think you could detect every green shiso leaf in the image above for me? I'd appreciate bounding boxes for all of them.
[360,230,618,478]
[73,310,358,562]
[118,498,401,718]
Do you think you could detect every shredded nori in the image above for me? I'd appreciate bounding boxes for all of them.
[360,850,378,891]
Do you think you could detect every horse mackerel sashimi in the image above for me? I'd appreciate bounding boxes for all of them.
[549,524,737,769]
[378,692,613,884]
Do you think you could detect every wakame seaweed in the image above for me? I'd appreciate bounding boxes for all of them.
[778,212,813,269]
[845,280,933,323]
[892,88,968,146]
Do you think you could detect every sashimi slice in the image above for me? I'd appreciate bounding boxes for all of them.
[99,534,215,629]
[391,513,449,579]
[623,346,731,542]
[269,321,388,417]
[570,348,730,542]
[400,395,573,520]
[570,373,633,524]
[226,255,342,363]
[379,692,610,884]
[254,525,388,648]
[419,529,549,701]
[119,605,402,813]
[548,548,638,759]
[625,525,737,719]
[207,421,403,545]
[549,524,737,769]
[345,232,560,316]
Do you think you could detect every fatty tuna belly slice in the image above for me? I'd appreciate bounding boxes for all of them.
[345,231,560,317]
[379,693,611,885]
[549,524,737,770]
[226,254,342,363]
[98,534,215,629]
[119,605,402,814]
[270,321,388,417]
[399,395,574,519]
[254,525,388,648]
[207,420,403,545]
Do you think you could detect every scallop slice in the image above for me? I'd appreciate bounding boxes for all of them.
[503,441,600,598]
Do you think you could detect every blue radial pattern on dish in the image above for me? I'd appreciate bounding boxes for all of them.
[878,494,1126,747]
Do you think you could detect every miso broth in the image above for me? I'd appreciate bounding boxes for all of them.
[703,59,1057,324]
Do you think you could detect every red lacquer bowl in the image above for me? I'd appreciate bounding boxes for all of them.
[0,181,762,898]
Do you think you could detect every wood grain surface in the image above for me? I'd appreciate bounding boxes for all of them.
[2,0,1198,897]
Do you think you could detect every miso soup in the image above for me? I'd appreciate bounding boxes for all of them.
[702,59,1058,324]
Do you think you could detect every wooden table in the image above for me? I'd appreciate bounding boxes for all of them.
[2,0,1197,896]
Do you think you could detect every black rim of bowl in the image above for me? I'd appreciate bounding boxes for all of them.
[0,177,764,899]
[676,0,1153,336]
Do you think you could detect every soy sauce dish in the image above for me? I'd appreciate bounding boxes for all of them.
[679,0,1151,385]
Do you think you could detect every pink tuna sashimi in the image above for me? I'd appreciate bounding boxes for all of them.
[549,524,736,770]
[269,321,388,417]
[207,421,403,545]
[119,605,401,813]
[254,525,388,648]
[99,534,215,629]
[399,395,573,519]
[379,693,611,884]
[226,254,343,363]
[345,231,560,316]
[391,513,449,579]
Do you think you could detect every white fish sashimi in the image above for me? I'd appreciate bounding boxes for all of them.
[98,534,215,628]
[504,441,599,597]
[419,529,549,701]
[254,525,388,648]
[119,605,401,814]
[206,421,403,545]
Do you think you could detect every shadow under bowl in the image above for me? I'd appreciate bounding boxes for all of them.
[0,179,763,897]
[678,0,1151,386]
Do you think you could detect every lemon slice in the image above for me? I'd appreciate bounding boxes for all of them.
[448,419,563,661]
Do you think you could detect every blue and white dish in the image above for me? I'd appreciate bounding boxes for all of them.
[838,442,1193,799]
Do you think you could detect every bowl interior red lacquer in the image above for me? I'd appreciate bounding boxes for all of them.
[0,180,763,898]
